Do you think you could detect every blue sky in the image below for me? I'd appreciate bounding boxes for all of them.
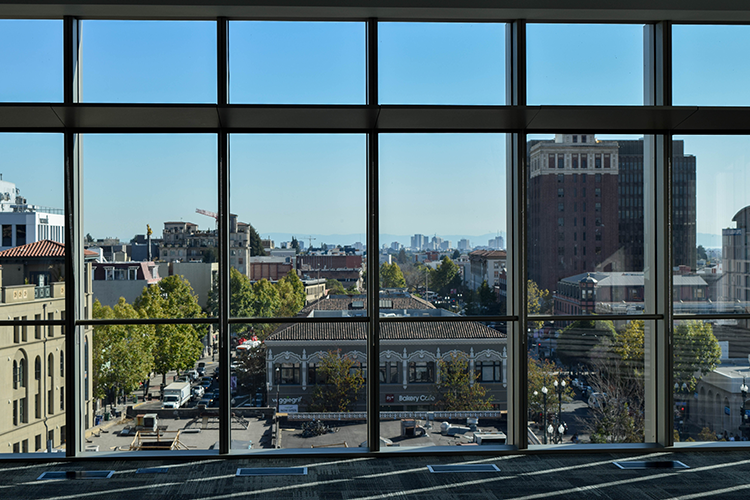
[1,21,749,246]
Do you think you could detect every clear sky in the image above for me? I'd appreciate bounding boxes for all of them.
[1,21,749,244]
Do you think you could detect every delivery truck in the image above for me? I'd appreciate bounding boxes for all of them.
[162,381,191,409]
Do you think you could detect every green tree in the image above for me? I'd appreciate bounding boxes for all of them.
[291,236,300,253]
[452,249,461,260]
[247,222,266,257]
[326,278,347,295]
[527,280,551,328]
[613,319,720,394]
[397,248,408,264]
[380,262,406,288]
[201,246,218,263]
[435,353,493,411]
[477,280,499,314]
[674,320,721,393]
[309,350,365,412]
[235,343,267,394]
[431,257,462,295]
[696,244,708,261]
[92,298,154,402]
[276,270,306,317]
[582,348,645,443]
[134,275,206,386]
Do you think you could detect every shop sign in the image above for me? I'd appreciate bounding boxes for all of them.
[399,394,436,403]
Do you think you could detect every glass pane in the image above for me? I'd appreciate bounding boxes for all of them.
[260,323,366,451]
[379,23,505,105]
[0,20,62,102]
[81,21,216,103]
[530,319,646,445]
[83,134,217,318]
[379,321,507,449]
[672,136,746,314]
[229,134,366,323]
[0,133,67,453]
[229,22,365,104]
[671,136,750,443]
[380,134,506,316]
[527,134,649,316]
[86,322,220,453]
[527,24,644,105]
[674,25,750,106]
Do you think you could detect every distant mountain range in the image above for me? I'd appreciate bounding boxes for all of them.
[262,232,507,249]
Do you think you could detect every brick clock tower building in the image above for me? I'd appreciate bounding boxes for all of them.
[529,135,696,296]
[528,134,621,294]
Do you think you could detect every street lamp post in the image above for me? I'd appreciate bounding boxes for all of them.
[541,385,548,444]
[275,366,280,414]
[554,379,566,442]
[740,377,749,440]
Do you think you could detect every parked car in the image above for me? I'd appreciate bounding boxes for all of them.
[191,386,205,400]
[588,392,606,409]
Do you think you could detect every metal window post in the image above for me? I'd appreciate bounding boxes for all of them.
[643,21,674,446]
[63,15,84,457]
[506,20,528,449]
[217,17,231,455]
[366,17,381,452]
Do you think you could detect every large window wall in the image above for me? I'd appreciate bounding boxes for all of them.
[3,7,750,457]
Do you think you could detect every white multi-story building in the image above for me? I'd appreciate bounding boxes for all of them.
[0,180,65,252]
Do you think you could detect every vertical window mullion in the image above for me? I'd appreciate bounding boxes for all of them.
[506,19,528,449]
[366,17,380,453]
[643,21,674,446]
[217,17,231,455]
[63,15,83,457]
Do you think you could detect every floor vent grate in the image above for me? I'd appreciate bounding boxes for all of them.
[427,464,500,473]
[136,468,170,474]
[613,461,689,470]
[38,471,115,480]
[236,467,308,476]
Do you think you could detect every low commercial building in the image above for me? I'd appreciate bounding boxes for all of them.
[265,293,507,412]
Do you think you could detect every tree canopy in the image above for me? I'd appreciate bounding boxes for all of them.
[380,262,406,288]
[92,298,154,401]
[434,353,493,411]
[134,275,206,382]
[431,257,462,295]
[309,350,365,412]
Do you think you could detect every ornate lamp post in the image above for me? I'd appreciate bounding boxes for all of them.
[740,377,749,440]
[541,385,548,444]
[275,366,280,413]
[554,379,566,425]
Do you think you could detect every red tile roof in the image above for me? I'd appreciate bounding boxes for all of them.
[0,240,98,259]
[267,321,506,342]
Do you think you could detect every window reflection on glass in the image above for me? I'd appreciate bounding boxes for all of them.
[531,319,645,445]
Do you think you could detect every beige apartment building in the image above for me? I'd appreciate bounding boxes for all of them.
[0,240,94,453]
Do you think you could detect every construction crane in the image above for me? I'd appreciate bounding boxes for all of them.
[195,208,218,220]
[307,235,316,250]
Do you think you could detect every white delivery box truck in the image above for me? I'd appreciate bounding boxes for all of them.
[162,381,191,409]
